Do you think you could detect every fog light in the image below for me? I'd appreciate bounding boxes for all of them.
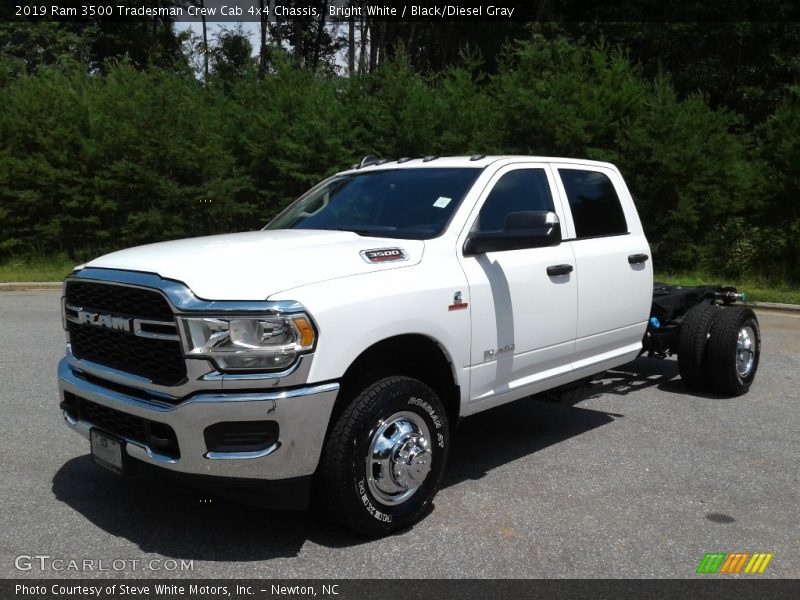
[204,421,280,453]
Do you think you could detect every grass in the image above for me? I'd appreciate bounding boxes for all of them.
[0,255,78,282]
[657,272,800,305]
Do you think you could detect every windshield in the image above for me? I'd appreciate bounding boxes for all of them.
[265,167,483,240]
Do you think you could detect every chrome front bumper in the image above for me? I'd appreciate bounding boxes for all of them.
[58,358,339,480]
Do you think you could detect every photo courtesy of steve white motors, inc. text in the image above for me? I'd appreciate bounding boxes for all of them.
[15,583,339,597]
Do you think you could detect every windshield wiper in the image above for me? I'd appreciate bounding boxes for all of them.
[322,227,396,237]
[319,227,373,236]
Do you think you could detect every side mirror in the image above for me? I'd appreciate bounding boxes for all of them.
[464,211,561,255]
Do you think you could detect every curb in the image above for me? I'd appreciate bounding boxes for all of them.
[0,281,62,291]
[747,301,800,313]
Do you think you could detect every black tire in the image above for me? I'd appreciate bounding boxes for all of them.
[319,376,450,537]
[706,307,761,396]
[677,304,719,390]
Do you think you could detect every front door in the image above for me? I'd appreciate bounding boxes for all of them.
[457,164,578,406]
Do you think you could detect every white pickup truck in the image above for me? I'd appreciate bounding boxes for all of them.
[58,156,760,536]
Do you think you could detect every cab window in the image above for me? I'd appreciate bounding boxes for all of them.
[559,169,628,238]
[476,169,555,232]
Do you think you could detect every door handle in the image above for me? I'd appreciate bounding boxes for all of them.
[546,264,574,277]
[628,253,649,265]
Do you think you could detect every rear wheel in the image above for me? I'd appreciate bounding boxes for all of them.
[319,376,449,537]
[677,304,719,390]
[706,307,760,396]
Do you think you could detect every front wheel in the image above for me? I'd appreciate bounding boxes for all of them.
[318,376,450,537]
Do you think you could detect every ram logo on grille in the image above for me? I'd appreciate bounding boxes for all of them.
[76,310,132,333]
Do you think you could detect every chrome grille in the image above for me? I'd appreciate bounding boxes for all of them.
[65,280,187,386]
[66,280,173,320]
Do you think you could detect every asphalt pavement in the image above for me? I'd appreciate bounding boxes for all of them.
[0,292,797,578]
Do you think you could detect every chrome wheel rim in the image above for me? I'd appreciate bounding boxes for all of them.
[736,325,756,378]
[366,411,432,507]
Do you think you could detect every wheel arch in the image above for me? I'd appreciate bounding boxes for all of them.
[331,334,462,433]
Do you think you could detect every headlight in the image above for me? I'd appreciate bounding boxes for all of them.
[179,314,315,371]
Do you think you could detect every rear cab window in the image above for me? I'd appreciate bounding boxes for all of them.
[558,168,628,239]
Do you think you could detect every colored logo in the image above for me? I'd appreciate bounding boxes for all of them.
[696,552,773,574]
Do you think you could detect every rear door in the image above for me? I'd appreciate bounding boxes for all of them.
[457,164,578,406]
[551,164,652,371]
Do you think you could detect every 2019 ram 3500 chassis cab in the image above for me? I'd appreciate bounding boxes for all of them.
[57,156,760,536]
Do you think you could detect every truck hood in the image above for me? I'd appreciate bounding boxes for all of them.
[85,230,424,300]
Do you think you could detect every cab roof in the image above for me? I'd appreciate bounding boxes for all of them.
[339,155,617,175]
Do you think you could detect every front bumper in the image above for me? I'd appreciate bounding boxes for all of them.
[58,358,339,481]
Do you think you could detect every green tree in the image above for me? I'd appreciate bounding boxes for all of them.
[210,26,255,88]
[758,87,800,281]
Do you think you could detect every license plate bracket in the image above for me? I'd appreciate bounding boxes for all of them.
[90,429,126,474]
